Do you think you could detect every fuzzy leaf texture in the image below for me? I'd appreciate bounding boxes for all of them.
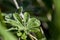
[4,12,44,40]
[27,18,40,28]
[24,12,30,23]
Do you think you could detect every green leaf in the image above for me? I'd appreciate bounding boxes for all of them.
[21,33,27,39]
[5,19,19,27]
[24,12,30,23]
[7,27,17,31]
[35,31,43,40]
[27,18,40,28]
[0,22,17,40]
[17,32,22,37]
[13,13,24,29]
[4,19,24,29]
[13,13,22,23]
[30,28,40,33]
[6,14,12,18]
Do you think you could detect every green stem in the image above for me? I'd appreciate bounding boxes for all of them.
[18,37,20,40]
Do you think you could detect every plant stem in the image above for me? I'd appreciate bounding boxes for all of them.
[30,36,34,40]
[18,37,20,40]
[13,0,24,19]
[28,33,38,40]
[13,0,19,9]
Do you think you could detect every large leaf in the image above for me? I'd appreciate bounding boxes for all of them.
[4,19,24,30]
[5,19,19,27]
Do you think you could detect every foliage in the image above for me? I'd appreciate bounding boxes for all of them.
[3,11,45,40]
[0,13,17,40]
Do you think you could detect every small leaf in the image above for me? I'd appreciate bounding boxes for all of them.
[17,32,22,37]
[27,18,40,28]
[21,33,27,39]
[13,13,22,23]
[30,28,40,33]
[6,27,17,31]
[5,14,12,19]
[24,12,30,23]
[13,13,24,29]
